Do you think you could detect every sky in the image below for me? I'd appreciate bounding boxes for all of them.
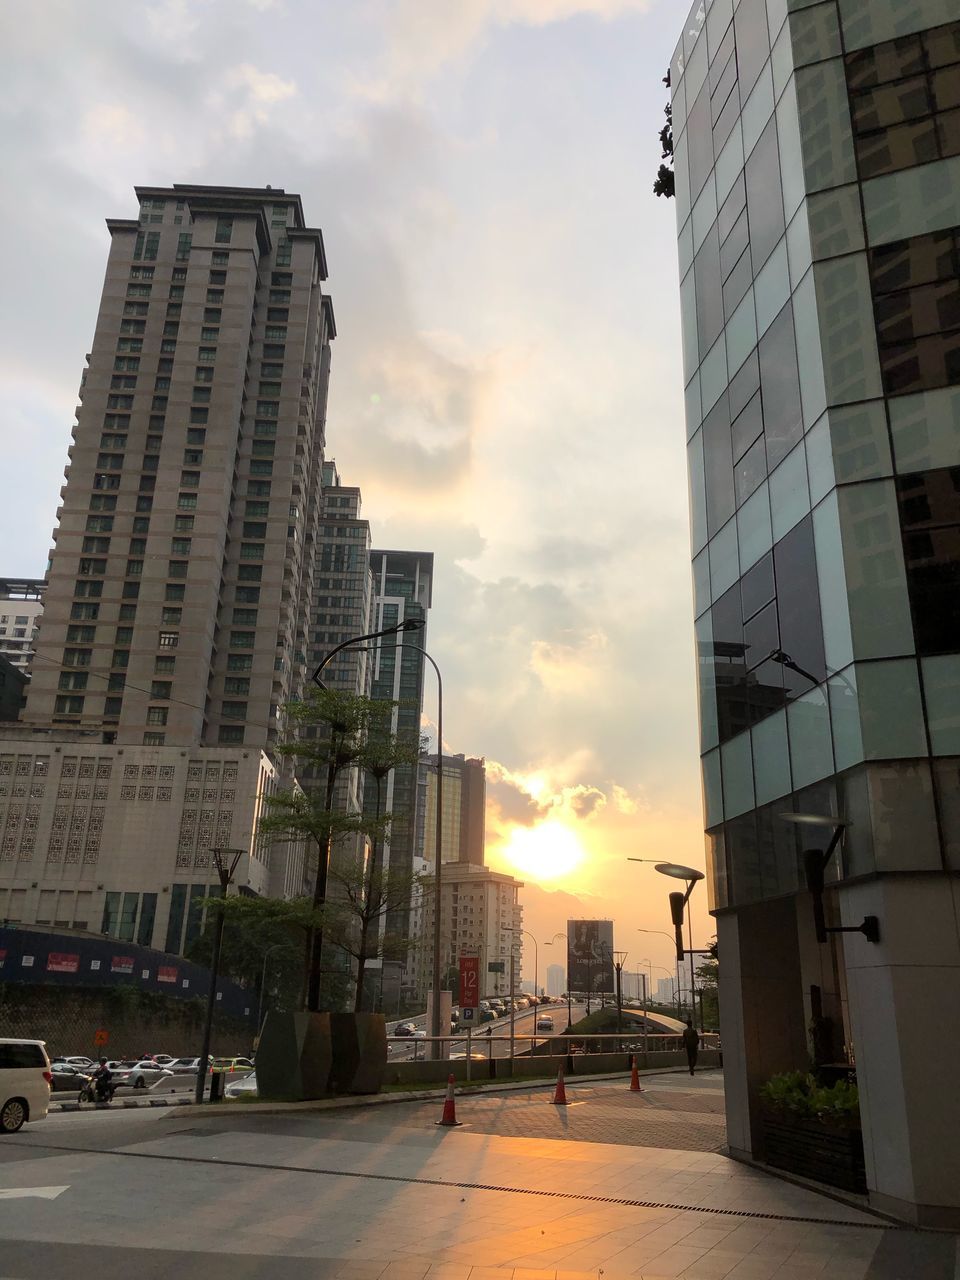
[0,0,712,985]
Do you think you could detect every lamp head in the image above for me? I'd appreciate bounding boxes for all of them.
[654,862,705,883]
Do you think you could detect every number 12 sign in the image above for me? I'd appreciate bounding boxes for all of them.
[459,954,480,1009]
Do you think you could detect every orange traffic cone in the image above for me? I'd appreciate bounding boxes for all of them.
[436,1074,461,1127]
[630,1055,642,1092]
[552,1067,568,1106]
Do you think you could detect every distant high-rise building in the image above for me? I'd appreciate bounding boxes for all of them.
[672,1,960,1224]
[418,753,485,867]
[0,183,334,942]
[546,963,565,997]
[0,580,44,677]
[416,861,523,1002]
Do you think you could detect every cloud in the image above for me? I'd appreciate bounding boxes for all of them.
[223,63,297,104]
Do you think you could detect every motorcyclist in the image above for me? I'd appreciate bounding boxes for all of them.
[92,1058,113,1101]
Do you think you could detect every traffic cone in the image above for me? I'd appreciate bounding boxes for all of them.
[630,1056,642,1092]
[552,1067,568,1106]
[436,1074,461,1127]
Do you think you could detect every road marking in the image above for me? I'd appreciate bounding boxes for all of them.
[0,1186,69,1202]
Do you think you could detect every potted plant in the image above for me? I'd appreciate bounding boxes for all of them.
[759,1071,866,1194]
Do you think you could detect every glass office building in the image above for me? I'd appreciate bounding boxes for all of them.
[673,0,960,1226]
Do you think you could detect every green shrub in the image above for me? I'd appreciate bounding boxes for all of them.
[760,1071,860,1129]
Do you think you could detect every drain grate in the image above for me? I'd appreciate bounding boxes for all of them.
[23,1139,892,1231]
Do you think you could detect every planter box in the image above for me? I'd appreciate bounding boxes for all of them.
[329,1012,387,1094]
[762,1112,866,1194]
[255,1010,332,1101]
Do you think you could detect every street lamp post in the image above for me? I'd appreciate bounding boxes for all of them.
[637,927,684,1020]
[654,862,706,1029]
[257,942,285,1032]
[195,846,244,1104]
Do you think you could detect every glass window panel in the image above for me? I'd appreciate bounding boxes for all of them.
[697,612,720,751]
[856,116,939,180]
[678,216,694,278]
[813,492,855,671]
[723,247,754,319]
[685,371,702,440]
[685,20,709,101]
[674,128,692,224]
[711,46,739,123]
[786,205,813,289]
[777,78,807,221]
[702,394,735,535]
[735,432,767,505]
[729,348,760,420]
[814,254,883,405]
[805,412,835,506]
[713,80,741,153]
[933,758,960,872]
[752,710,792,804]
[788,688,834,788]
[726,287,758,375]
[692,172,719,252]
[770,441,811,540]
[687,81,715,202]
[702,748,724,828]
[771,19,793,101]
[880,330,960,397]
[844,30,924,88]
[681,266,699,379]
[795,59,858,192]
[828,666,863,770]
[839,479,916,659]
[869,229,957,294]
[742,63,775,161]
[755,238,790,335]
[707,0,734,65]
[807,184,865,260]
[743,598,779,670]
[775,513,827,684]
[700,335,729,413]
[868,761,940,871]
[745,117,785,271]
[897,466,960,654]
[710,517,741,600]
[758,300,803,469]
[791,1,841,68]
[889,385,960,472]
[731,389,764,462]
[693,546,711,618]
[695,227,725,360]
[713,583,745,744]
[737,481,773,570]
[921,655,960,754]
[720,208,751,279]
[791,269,828,429]
[722,730,756,818]
[935,105,960,159]
[874,280,960,344]
[726,812,762,905]
[717,172,746,243]
[715,119,744,205]
[925,21,960,70]
[741,551,775,620]
[688,429,708,554]
[856,658,928,758]
[827,401,892,484]
[851,75,932,132]
[862,154,960,247]
[734,0,771,96]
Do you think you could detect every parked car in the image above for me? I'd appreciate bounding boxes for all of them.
[224,1072,258,1099]
[53,1055,95,1070]
[393,1022,418,1037]
[50,1063,92,1092]
[167,1057,202,1074]
[109,1060,175,1089]
[211,1057,255,1075]
[536,1016,555,1032]
[479,1009,497,1023]
[0,1038,51,1134]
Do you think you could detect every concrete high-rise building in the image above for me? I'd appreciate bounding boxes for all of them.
[672,1,960,1225]
[0,183,334,942]
[418,753,485,867]
[415,861,523,1002]
[0,580,44,677]
[546,962,565,997]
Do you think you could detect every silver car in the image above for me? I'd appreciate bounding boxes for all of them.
[112,1060,175,1089]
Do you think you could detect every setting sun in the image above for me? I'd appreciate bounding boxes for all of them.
[499,820,587,883]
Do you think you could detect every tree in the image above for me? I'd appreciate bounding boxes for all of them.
[653,78,675,199]
[695,936,719,1030]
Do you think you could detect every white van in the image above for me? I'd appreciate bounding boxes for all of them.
[0,1039,52,1133]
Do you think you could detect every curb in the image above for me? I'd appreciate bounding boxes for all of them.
[48,1066,718,1118]
[51,1095,195,1114]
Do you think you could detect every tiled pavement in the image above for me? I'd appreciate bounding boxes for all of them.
[1,1072,957,1279]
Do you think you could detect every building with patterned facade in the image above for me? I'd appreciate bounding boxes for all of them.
[0,183,334,942]
[0,579,44,678]
[672,0,960,1225]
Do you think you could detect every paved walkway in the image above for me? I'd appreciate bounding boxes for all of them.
[0,1072,956,1279]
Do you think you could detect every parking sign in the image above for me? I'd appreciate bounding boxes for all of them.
[459,954,480,1009]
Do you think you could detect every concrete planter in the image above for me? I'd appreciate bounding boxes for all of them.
[761,1112,866,1194]
[329,1012,387,1094]
[255,1010,332,1101]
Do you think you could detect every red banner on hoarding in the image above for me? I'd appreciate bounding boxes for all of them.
[111,956,134,975]
[157,966,178,984]
[47,953,79,974]
[459,954,480,1009]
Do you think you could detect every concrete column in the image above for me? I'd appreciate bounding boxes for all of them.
[840,874,960,1228]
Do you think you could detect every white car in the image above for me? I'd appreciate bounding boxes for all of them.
[110,1060,176,1089]
[224,1072,258,1099]
[166,1057,201,1074]
[0,1038,52,1134]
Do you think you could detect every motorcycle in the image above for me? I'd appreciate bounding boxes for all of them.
[78,1078,115,1105]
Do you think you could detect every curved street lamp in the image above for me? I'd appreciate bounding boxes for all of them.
[655,862,705,1028]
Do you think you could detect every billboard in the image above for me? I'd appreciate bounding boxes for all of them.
[567,919,614,994]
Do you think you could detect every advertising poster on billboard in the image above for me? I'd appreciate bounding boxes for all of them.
[567,919,614,994]
[111,956,135,975]
[46,953,80,974]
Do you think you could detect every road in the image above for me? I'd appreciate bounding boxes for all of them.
[388,1001,586,1061]
[0,1071,931,1280]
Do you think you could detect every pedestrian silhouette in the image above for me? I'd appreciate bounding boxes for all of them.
[682,1019,700,1076]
